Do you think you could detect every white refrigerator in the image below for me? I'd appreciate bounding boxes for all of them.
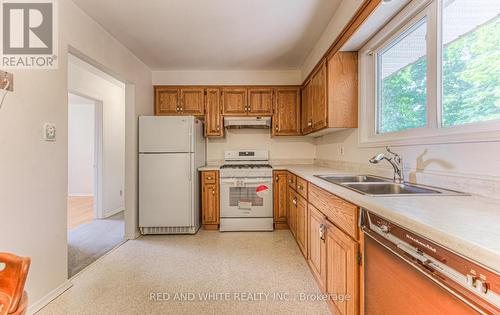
[139,116,206,234]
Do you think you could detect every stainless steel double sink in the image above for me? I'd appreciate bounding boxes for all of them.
[315,174,467,196]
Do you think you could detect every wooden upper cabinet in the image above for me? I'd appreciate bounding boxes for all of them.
[327,52,358,128]
[247,88,273,116]
[273,87,301,136]
[325,220,359,315]
[180,87,205,115]
[222,87,247,115]
[205,88,223,137]
[155,87,180,115]
[311,60,328,131]
[301,81,313,134]
[273,170,288,226]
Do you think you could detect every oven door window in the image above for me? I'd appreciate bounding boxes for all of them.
[229,187,264,208]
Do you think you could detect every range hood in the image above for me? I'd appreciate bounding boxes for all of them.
[224,117,271,129]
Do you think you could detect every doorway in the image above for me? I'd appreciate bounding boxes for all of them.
[67,54,126,278]
[67,93,102,229]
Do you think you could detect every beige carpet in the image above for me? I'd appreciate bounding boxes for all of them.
[39,230,330,315]
[68,212,125,277]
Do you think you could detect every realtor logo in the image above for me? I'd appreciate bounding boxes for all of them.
[1,0,58,69]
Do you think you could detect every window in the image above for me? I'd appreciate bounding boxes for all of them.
[377,18,428,133]
[360,0,500,145]
[442,0,500,127]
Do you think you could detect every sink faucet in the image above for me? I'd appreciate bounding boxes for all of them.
[369,147,404,183]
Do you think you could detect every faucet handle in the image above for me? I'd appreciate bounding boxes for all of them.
[386,147,401,163]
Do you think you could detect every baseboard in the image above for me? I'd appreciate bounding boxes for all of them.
[103,207,124,218]
[28,280,73,314]
[125,229,141,240]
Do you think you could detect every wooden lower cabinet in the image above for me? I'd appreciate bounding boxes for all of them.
[201,171,219,229]
[308,204,327,291]
[308,200,360,315]
[273,170,289,229]
[295,194,308,258]
[325,220,359,315]
[288,189,297,237]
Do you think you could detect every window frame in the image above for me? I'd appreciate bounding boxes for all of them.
[359,0,500,147]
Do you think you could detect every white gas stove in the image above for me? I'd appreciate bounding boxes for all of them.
[219,150,274,231]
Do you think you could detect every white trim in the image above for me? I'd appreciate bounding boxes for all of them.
[103,207,124,218]
[67,193,93,197]
[358,0,500,147]
[29,281,73,315]
[125,229,141,240]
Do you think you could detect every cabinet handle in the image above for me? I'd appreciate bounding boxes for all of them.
[212,189,216,196]
[275,176,279,182]
[319,224,325,241]
[308,120,313,127]
[248,106,251,112]
[292,197,297,205]
[216,127,220,131]
[207,177,212,180]
[297,185,303,190]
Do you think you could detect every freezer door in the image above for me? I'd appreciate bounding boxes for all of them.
[139,153,193,227]
[139,116,193,153]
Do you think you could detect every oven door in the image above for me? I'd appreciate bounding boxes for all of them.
[220,177,273,218]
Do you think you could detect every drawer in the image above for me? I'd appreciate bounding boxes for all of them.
[308,183,359,240]
[202,171,217,184]
[288,173,297,190]
[296,177,308,199]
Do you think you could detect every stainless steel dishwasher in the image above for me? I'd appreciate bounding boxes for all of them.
[361,209,500,315]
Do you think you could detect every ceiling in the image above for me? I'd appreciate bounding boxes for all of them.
[71,0,342,70]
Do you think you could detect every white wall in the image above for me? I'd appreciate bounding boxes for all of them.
[153,70,302,86]
[0,0,152,308]
[208,129,316,164]
[68,98,95,196]
[300,0,364,80]
[68,56,126,216]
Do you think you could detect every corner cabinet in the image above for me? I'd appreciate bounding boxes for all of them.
[272,87,301,136]
[201,170,220,230]
[301,52,358,135]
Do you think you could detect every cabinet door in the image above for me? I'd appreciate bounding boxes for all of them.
[273,171,288,226]
[202,170,220,225]
[273,87,300,136]
[327,52,358,128]
[155,87,180,115]
[312,61,328,131]
[205,88,223,137]
[248,88,273,116]
[180,87,205,115]
[288,189,297,237]
[308,204,327,291]
[222,88,247,115]
[301,81,313,134]
[325,220,359,315]
[296,194,308,258]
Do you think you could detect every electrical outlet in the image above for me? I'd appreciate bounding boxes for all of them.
[340,146,345,156]
[43,123,56,141]
[120,190,123,196]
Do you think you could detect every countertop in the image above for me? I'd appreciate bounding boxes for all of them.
[273,165,500,273]
[198,163,500,272]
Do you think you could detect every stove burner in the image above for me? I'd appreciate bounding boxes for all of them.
[220,164,272,169]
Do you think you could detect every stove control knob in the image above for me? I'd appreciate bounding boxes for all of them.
[380,224,390,234]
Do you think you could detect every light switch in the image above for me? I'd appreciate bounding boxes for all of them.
[43,123,56,141]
